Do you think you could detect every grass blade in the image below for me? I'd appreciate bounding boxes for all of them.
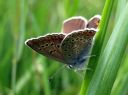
[80,0,114,94]
[87,2,128,95]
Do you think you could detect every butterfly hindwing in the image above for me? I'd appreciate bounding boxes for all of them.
[25,33,65,63]
[87,15,101,29]
[61,29,97,67]
[62,16,87,34]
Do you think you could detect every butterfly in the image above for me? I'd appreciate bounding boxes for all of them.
[25,15,101,69]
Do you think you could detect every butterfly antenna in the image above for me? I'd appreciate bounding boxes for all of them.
[49,64,67,82]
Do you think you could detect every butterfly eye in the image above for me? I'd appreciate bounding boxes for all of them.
[68,65,73,69]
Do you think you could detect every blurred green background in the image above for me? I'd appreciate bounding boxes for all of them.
[0,0,106,95]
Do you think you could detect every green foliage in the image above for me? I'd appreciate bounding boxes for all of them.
[80,0,128,95]
[0,0,128,95]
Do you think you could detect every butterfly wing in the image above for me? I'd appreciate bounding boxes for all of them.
[61,29,97,68]
[25,33,65,63]
[87,15,101,29]
[62,16,87,34]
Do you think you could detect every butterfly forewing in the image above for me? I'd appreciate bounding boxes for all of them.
[62,16,87,34]
[25,34,65,63]
[61,29,97,67]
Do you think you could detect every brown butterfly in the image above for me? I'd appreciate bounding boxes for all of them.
[25,15,101,69]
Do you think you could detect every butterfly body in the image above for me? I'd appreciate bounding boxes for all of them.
[25,15,101,69]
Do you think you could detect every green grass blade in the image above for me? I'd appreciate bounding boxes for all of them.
[87,2,128,95]
[111,52,128,95]
[80,0,114,94]
[16,0,26,61]
[115,0,127,22]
